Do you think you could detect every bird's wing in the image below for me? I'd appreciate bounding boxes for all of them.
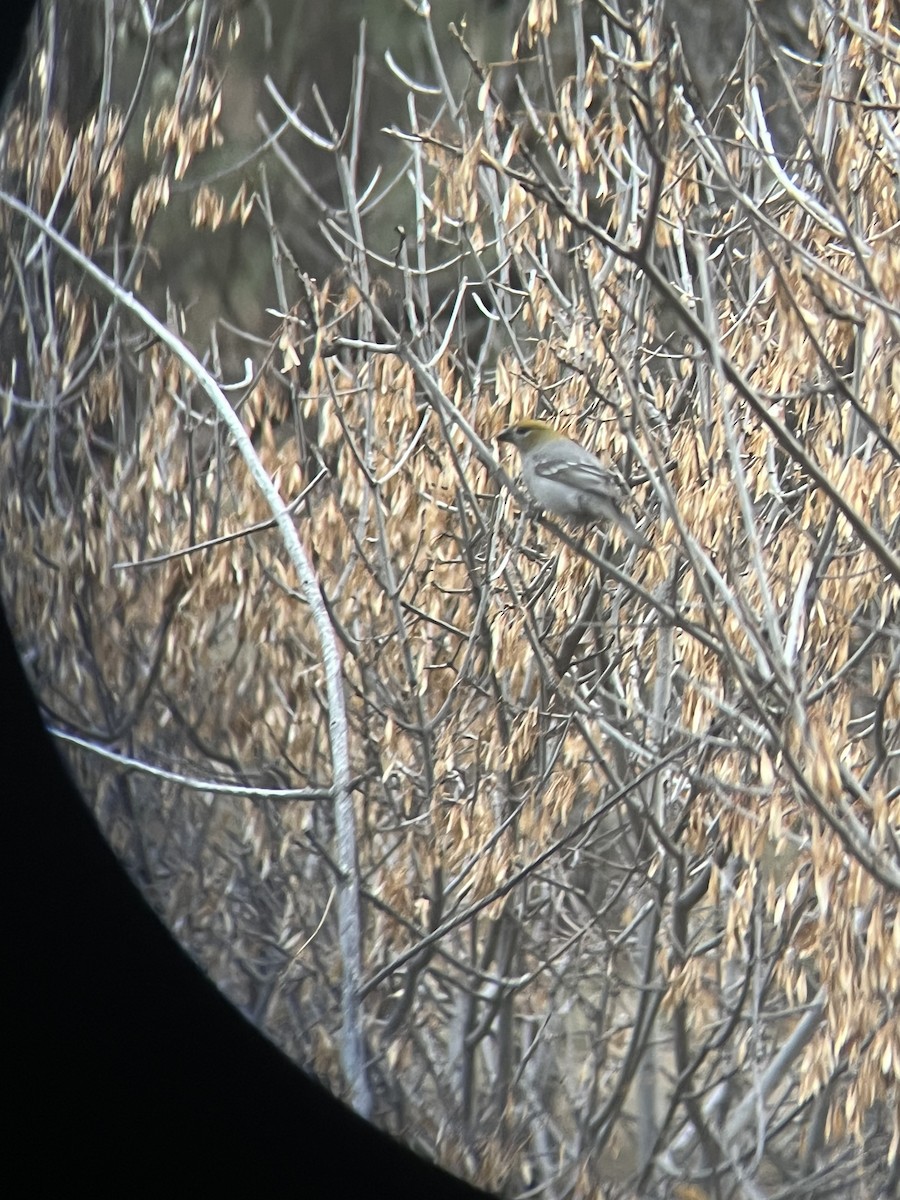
[533,453,626,501]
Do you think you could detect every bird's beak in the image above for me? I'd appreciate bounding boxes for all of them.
[496,426,513,444]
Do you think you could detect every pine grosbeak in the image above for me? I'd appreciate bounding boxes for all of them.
[497,419,647,547]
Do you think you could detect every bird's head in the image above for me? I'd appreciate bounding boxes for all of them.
[496,419,560,454]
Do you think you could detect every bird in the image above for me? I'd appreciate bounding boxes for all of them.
[496,418,647,547]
